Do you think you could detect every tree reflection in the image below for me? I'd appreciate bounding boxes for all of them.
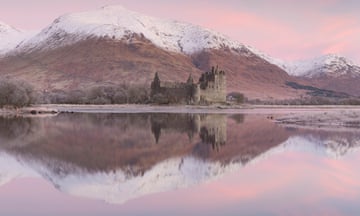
[0,116,39,148]
[150,113,199,143]
[0,117,33,140]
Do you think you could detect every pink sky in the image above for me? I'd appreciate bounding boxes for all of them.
[1,0,359,63]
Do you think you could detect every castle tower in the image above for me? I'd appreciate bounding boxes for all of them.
[198,66,226,104]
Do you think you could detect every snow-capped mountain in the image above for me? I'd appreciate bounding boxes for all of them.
[0,21,36,56]
[0,5,296,100]
[279,54,360,78]
[17,5,254,55]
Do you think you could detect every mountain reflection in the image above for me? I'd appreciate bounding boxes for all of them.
[0,113,359,204]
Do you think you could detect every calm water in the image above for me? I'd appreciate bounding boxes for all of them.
[0,113,360,216]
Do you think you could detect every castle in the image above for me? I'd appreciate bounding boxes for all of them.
[150,66,226,104]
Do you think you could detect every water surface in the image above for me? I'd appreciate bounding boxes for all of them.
[0,113,359,215]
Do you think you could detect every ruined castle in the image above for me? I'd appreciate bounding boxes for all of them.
[150,66,226,104]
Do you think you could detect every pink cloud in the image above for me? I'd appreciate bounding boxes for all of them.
[316,15,360,59]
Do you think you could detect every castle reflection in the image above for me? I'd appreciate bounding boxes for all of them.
[150,113,230,151]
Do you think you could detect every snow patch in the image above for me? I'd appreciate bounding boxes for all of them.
[273,135,360,158]
[0,152,39,186]
[0,21,37,56]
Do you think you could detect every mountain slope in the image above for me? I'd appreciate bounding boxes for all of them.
[191,49,298,99]
[1,36,203,90]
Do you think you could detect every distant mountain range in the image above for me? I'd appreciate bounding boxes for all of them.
[1,5,360,100]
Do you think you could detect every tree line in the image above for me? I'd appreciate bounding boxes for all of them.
[1,78,359,108]
[0,79,150,108]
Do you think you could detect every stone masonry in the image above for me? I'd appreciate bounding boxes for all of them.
[150,66,226,104]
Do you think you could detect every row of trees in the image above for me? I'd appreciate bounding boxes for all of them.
[0,79,151,108]
[0,79,36,108]
[43,84,150,104]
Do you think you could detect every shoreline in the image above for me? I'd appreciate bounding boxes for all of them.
[28,104,360,114]
[2,104,360,115]
[1,104,360,130]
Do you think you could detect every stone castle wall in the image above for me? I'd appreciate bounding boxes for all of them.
[151,66,226,104]
[160,83,197,104]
